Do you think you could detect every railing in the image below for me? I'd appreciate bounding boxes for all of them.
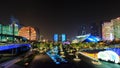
[0,44,31,51]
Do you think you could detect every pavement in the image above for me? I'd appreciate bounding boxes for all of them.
[7,64,24,68]
[1,50,93,68]
[0,50,33,68]
[3,51,120,68]
[27,52,95,68]
[28,54,59,68]
[0,56,22,68]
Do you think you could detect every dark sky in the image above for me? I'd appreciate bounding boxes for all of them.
[0,0,120,40]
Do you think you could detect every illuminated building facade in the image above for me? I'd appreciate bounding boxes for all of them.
[53,34,67,42]
[61,34,66,42]
[0,16,20,42]
[18,26,37,41]
[102,22,114,41]
[78,23,100,37]
[111,17,120,39]
[0,23,19,42]
[102,17,120,41]
[0,24,18,35]
[53,34,58,42]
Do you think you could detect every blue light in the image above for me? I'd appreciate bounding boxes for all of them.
[106,48,120,56]
[0,44,31,51]
[62,34,66,42]
[54,34,58,42]
[46,46,67,64]
[85,35,100,42]
[87,38,96,42]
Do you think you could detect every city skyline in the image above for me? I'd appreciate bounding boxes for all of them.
[0,0,120,40]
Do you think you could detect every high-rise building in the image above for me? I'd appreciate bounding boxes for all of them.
[53,34,67,42]
[111,17,120,39]
[102,22,114,41]
[61,34,66,42]
[102,17,120,41]
[53,34,58,42]
[78,23,100,37]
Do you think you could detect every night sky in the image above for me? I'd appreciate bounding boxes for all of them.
[0,0,120,40]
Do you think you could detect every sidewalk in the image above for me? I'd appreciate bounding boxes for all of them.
[0,57,22,68]
[27,54,55,68]
[6,64,24,68]
[0,50,33,68]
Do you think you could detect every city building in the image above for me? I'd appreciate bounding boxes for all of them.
[0,16,20,42]
[53,34,67,42]
[53,34,58,42]
[18,26,37,41]
[0,23,19,42]
[102,17,120,41]
[78,23,100,37]
[102,22,114,41]
[111,17,120,39]
[61,34,66,42]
